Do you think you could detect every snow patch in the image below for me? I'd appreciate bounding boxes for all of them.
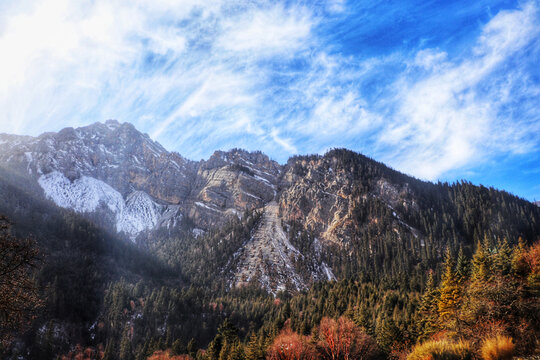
[322,262,336,281]
[196,201,222,212]
[192,228,205,238]
[38,172,183,240]
[116,191,161,236]
[38,171,124,213]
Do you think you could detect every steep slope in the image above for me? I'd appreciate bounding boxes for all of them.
[229,201,333,294]
[0,120,194,202]
[276,150,540,281]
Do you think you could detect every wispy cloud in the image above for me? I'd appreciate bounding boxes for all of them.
[0,0,539,198]
[377,2,540,180]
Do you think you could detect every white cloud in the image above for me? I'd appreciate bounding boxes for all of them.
[270,128,297,153]
[218,4,313,56]
[378,2,540,180]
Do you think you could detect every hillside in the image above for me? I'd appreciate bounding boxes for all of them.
[1,121,539,359]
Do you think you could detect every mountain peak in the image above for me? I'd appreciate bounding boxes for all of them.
[104,119,121,130]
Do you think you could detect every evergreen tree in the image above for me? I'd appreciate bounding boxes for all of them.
[354,304,375,336]
[511,237,528,277]
[171,339,186,355]
[471,239,491,282]
[455,246,469,285]
[187,338,198,359]
[376,318,402,352]
[103,340,116,360]
[437,248,460,331]
[119,331,134,360]
[495,238,512,276]
[245,333,265,360]
[418,271,439,340]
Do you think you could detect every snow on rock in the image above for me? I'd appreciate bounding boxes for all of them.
[158,205,182,229]
[192,228,205,238]
[116,191,161,236]
[38,171,182,240]
[322,262,336,281]
[38,171,124,213]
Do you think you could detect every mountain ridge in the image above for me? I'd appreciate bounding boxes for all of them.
[1,120,539,294]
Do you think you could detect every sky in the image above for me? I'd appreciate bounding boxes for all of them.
[0,0,539,201]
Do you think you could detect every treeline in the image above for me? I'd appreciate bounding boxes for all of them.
[55,238,536,360]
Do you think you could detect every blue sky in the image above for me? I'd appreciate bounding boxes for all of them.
[1,0,539,201]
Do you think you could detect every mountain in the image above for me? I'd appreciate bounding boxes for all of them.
[0,120,276,237]
[1,120,540,295]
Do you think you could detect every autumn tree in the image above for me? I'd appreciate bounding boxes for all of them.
[267,326,317,360]
[471,238,491,282]
[317,316,380,360]
[0,215,41,347]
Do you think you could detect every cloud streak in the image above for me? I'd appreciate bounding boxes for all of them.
[0,0,539,198]
[377,2,540,179]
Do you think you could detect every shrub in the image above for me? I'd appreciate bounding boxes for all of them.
[480,336,514,360]
[407,339,472,360]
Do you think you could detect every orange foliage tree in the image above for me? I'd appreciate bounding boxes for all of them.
[267,327,317,360]
[147,349,193,360]
[317,316,380,360]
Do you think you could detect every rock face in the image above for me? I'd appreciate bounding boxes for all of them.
[0,120,193,202]
[278,155,421,249]
[188,149,280,228]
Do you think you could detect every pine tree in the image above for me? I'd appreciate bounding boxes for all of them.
[103,340,116,360]
[495,238,512,276]
[171,339,186,355]
[511,237,528,277]
[455,246,469,285]
[187,338,198,358]
[218,340,230,360]
[376,318,402,352]
[119,331,134,360]
[245,333,265,360]
[354,303,375,336]
[471,238,491,282]
[418,271,439,340]
[437,248,460,331]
